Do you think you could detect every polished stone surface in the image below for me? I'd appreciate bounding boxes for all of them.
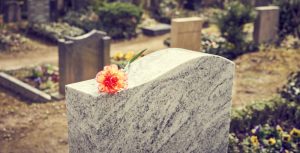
[66,48,235,153]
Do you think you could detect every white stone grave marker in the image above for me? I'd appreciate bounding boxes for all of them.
[66,48,235,153]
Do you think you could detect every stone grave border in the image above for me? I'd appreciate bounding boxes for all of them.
[0,71,63,102]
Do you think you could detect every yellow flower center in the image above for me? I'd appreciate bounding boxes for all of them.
[268,138,276,145]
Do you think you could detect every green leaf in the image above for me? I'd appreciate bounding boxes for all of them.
[129,49,147,64]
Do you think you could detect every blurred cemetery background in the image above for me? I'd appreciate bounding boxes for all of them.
[0,0,299,152]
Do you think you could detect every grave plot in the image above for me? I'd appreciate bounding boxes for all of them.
[0,29,30,52]
[5,64,59,95]
[0,64,60,102]
[28,23,85,43]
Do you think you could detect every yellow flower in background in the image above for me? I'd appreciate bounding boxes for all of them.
[268,137,276,145]
[276,125,283,133]
[250,136,259,147]
[282,134,291,142]
[112,52,124,61]
[124,51,135,61]
[284,150,290,153]
[290,128,300,137]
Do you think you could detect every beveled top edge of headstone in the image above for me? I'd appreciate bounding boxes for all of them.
[172,17,204,23]
[127,48,207,88]
[255,6,279,10]
[65,30,107,41]
[66,48,234,97]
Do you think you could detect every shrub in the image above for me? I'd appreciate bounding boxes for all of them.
[279,35,300,49]
[273,0,300,39]
[29,22,85,42]
[63,10,99,32]
[97,2,143,39]
[201,32,235,58]
[281,71,300,104]
[229,124,300,152]
[229,97,300,152]
[0,30,28,51]
[215,1,257,57]
[90,0,108,9]
[230,98,300,134]
[152,0,179,23]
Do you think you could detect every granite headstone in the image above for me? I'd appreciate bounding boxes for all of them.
[253,6,279,44]
[3,0,22,23]
[58,30,111,95]
[27,0,50,23]
[66,48,235,153]
[171,17,204,51]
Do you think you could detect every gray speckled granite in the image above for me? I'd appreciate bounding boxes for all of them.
[66,48,235,153]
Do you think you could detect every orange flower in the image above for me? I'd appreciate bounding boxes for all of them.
[96,65,127,94]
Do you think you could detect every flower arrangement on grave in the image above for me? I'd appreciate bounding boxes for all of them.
[96,49,146,94]
[229,124,300,152]
[6,64,59,94]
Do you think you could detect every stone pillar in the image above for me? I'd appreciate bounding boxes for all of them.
[253,6,279,44]
[171,17,203,51]
[3,0,22,23]
[66,48,235,153]
[0,0,5,14]
[58,30,111,95]
[57,0,64,13]
[0,15,3,25]
[27,0,50,23]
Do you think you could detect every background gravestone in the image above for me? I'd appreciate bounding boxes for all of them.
[0,0,4,14]
[0,15,3,25]
[49,0,64,21]
[27,0,50,23]
[3,0,22,23]
[171,17,203,51]
[66,48,235,153]
[253,6,279,44]
[58,30,111,95]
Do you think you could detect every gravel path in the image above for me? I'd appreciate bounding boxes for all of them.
[0,34,169,70]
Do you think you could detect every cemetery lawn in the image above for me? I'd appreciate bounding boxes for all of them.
[0,87,68,153]
[0,37,300,151]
